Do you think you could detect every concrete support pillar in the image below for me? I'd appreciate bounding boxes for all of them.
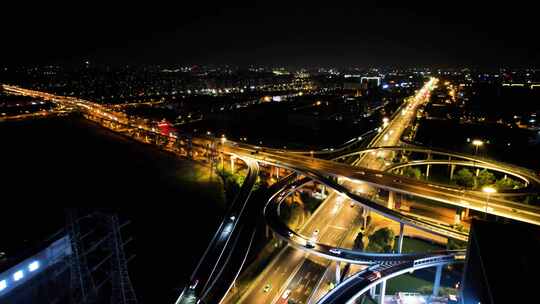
[426,153,432,179]
[321,185,326,196]
[397,222,404,253]
[230,157,235,172]
[370,285,376,297]
[454,209,461,225]
[475,168,480,177]
[276,166,280,179]
[433,264,443,296]
[335,262,341,284]
[450,164,456,180]
[387,191,395,209]
[362,208,369,230]
[378,279,386,304]
[459,208,470,222]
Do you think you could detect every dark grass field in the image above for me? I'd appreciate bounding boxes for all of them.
[0,115,226,303]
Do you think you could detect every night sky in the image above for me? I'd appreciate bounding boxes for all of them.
[1,1,538,67]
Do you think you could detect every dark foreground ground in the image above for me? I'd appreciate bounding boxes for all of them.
[0,115,226,303]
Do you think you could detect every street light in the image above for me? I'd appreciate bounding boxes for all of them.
[482,186,497,219]
[472,139,483,155]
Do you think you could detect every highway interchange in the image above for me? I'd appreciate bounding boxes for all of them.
[3,79,540,304]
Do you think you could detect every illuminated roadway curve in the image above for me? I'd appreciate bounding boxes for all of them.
[175,158,259,304]
[8,84,539,226]
[315,253,465,304]
[4,86,540,303]
[264,172,467,263]
[223,141,540,227]
[337,145,540,192]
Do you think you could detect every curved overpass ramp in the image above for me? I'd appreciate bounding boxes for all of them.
[175,159,259,304]
[316,253,465,304]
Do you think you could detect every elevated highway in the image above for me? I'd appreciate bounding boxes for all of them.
[3,80,539,304]
[175,159,259,304]
[316,253,465,304]
[264,174,468,265]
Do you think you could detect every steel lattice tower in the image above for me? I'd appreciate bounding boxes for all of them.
[107,213,138,304]
[66,209,97,304]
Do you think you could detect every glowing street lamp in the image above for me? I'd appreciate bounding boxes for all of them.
[472,139,483,155]
[482,186,496,194]
[482,186,497,219]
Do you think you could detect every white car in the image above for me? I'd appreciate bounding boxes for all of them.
[282,289,292,299]
[329,248,342,255]
[189,280,199,290]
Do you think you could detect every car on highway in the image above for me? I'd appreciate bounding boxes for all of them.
[263,283,272,293]
[313,229,319,236]
[189,279,199,290]
[306,240,315,248]
[281,289,292,299]
[329,248,342,255]
[364,270,382,281]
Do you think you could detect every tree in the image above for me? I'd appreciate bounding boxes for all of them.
[454,168,474,188]
[367,228,395,253]
[404,167,422,180]
[418,285,457,297]
[447,238,467,250]
[495,177,523,190]
[300,191,323,213]
[523,194,540,205]
[476,169,495,188]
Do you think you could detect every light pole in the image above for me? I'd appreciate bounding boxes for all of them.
[482,186,497,219]
[472,139,483,155]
